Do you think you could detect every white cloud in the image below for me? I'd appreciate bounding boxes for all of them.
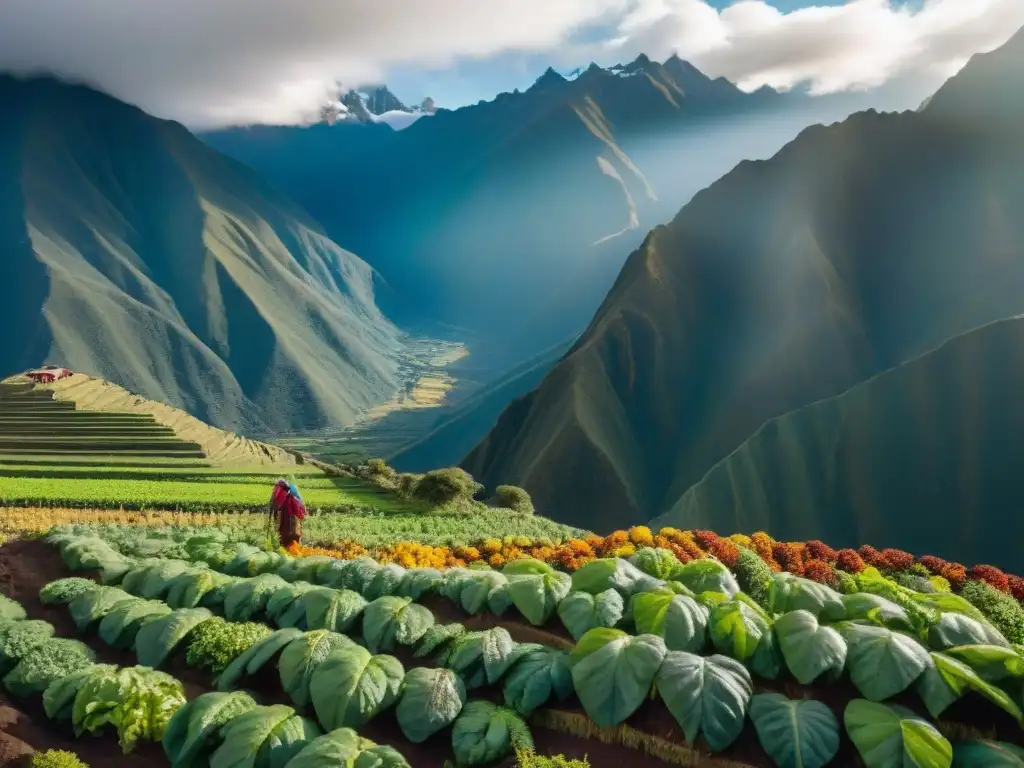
[0,0,1020,127]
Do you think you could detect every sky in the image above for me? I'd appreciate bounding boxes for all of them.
[0,0,1021,128]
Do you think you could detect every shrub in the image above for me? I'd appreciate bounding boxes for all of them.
[733,547,773,609]
[834,570,858,594]
[836,549,866,574]
[366,458,396,478]
[515,749,590,767]
[969,565,1011,594]
[397,473,422,498]
[413,467,483,506]
[960,579,1024,645]
[31,750,89,768]
[896,572,936,593]
[492,485,535,515]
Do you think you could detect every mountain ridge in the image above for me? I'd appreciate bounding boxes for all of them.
[0,73,405,435]
[462,25,1024,536]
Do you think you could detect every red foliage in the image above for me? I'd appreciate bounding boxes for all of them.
[879,548,915,573]
[969,564,1011,594]
[804,559,837,587]
[918,555,949,576]
[836,549,866,574]
[805,540,838,563]
[667,544,694,565]
[750,532,775,561]
[693,530,721,551]
[1009,575,1024,603]
[709,538,740,568]
[773,542,806,576]
[857,545,884,569]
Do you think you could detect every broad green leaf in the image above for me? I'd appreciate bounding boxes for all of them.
[362,596,435,653]
[750,692,839,768]
[819,593,913,632]
[210,704,321,768]
[99,599,172,650]
[162,691,258,768]
[283,728,364,767]
[631,588,708,653]
[43,664,115,721]
[135,608,214,669]
[915,651,1023,722]
[952,740,1024,767]
[502,558,556,577]
[656,651,752,752]
[451,701,533,766]
[216,628,303,691]
[505,571,572,626]
[629,548,680,580]
[771,573,844,618]
[670,558,739,597]
[3,638,97,698]
[929,613,1009,650]
[224,574,288,622]
[844,699,952,768]
[459,572,507,614]
[364,564,407,601]
[139,560,192,600]
[278,630,355,709]
[751,627,784,681]
[396,667,466,743]
[310,645,404,730]
[837,622,931,700]
[353,744,410,767]
[708,599,770,662]
[570,629,666,728]
[265,582,317,624]
[302,588,367,633]
[414,623,466,658]
[502,647,573,715]
[68,587,136,632]
[557,590,624,641]
[570,558,664,598]
[943,645,1024,683]
[396,568,443,600]
[774,610,847,685]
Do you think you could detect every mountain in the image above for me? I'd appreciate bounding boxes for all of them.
[0,74,404,435]
[463,26,1024,542]
[327,84,437,130]
[203,54,851,372]
[650,317,1024,571]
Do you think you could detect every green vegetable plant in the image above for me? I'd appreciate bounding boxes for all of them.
[30,750,89,768]
[185,617,272,674]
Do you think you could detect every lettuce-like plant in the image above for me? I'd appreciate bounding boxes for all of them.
[570,558,664,599]
[134,608,215,669]
[185,617,272,674]
[630,588,708,653]
[362,596,434,654]
[3,638,96,698]
[629,548,680,580]
[656,650,751,751]
[557,590,624,641]
[215,628,303,691]
[570,629,666,728]
[0,619,55,673]
[749,693,839,768]
[452,701,533,766]
[278,630,355,708]
[68,587,136,632]
[44,664,117,721]
[310,645,404,730]
[915,651,1023,722]
[396,667,466,743]
[72,666,187,753]
[98,599,172,650]
[502,647,572,715]
[285,728,411,767]
[835,622,931,701]
[844,700,951,768]
[224,574,289,622]
[39,578,96,607]
[774,610,847,685]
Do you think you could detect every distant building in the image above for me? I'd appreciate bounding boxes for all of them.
[26,365,72,384]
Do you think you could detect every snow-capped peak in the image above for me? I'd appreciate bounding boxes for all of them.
[324,85,436,130]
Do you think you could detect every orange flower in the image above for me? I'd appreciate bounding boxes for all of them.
[629,526,655,547]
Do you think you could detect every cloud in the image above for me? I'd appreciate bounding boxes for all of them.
[0,0,1021,127]
[597,0,1024,95]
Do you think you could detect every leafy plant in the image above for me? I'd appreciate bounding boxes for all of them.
[915,651,1023,722]
[39,578,97,606]
[0,619,55,672]
[162,691,258,768]
[43,664,117,721]
[362,596,434,653]
[656,651,752,752]
[224,573,289,622]
[452,701,534,766]
[68,587,136,632]
[514,750,590,768]
[215,628,303,691]
[570,628,666,728]
[836,621,931,700]
[556,590,623,641]
[30,750,89,768]
[671,559,740,596]
[72,665,187,753]
[3,638,97,697]
[570,558,663,599]
[770,572,845,617]
[415,623,467,658]
[98,599,172,650]
[442,628,534,690]
[310,644,404,730]
[844,699,952,768]
[504,568,572,626]
[774,610,847,685]
[733,548,775,609]
[396,667,467,743]
[952,740,1024,767]
[0,593,26,622]
[502,646,573,716]
[185,617,272,674]
[749,693,839,768]
[957,581,1024,645]
[492,485,535,515]
[707,598,771,662]
[209,704,321,768]
[299,588,367,633]
[629,548,680,580]
[630,588,709,653]
[278,629,355,708]
[413,467,482,505]
[285,728,411,768]
[134,608,215,668]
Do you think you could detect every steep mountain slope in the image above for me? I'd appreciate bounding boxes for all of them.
[652,317,1024,571]
[204,56,848,369]
[0,75,403,435]
[464,27,1024,534]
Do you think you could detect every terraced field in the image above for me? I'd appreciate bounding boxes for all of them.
[0,380,404,513]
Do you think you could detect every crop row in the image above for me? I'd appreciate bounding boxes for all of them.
[47,567,541,766]
[0,587,186,760]
[47,530,1024,767]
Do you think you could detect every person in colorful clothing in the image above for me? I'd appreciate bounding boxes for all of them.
[269,478,306,548]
